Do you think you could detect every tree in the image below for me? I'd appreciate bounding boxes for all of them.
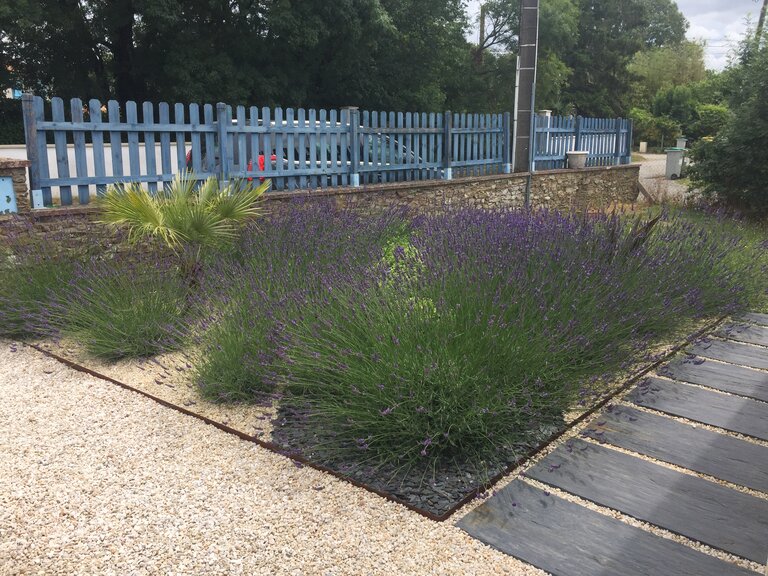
[466,0,578,113]
[562,0,687,116]
[689,35,768,214]
[628,41,706,109]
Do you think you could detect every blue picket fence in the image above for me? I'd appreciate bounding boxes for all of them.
[21,95,513,207]
[21,95,631,208]
[532,114,633,170]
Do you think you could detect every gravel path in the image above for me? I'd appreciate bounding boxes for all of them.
[637,154,692,203]
[0,341,545,576]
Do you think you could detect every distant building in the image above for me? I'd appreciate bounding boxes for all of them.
[3,88,22,99]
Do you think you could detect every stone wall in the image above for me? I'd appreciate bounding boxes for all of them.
[265,164,639,215]
[0,163,640,245]
[0,158,31,216]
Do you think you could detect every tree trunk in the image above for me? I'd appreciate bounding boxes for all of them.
[757,0,767,42]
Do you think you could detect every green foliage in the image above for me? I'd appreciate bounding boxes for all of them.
[652,85,698,130]
[629,107,681,147]
[0,99,24,145]
[563,0,688,116]
[193,205,407,402]
[193,294,276,402]
[99,173,267,266]
[49,257,188,360]
[0,252,71,338]
[687,104,731,140]
[628,42,706,109]
[688,35,768,214]
[280,210,758,469]
[1,0,688,117]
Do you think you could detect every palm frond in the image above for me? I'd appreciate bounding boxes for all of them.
[98,183,182,247]
[212,179,269,222]
[97,172,266,253]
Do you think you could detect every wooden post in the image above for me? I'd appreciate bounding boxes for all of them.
[216,102,229,182]
[443,110,452,180]
[21,94,41,209]
[347,107,360,187]
[574,115,583,152]
[502,112,512,173]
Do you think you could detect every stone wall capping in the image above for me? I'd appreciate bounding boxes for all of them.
[0,158,31,170]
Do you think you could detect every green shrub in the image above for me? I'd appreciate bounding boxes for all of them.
[192,203,406,402]
[688,104,731,140]
[629,107,680,148]
[0,254,72,338]
[687,36,768,214]
[0,218,85,338]
[47,256,188,359]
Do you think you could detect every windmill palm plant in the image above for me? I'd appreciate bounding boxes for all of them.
[99,173,269,281]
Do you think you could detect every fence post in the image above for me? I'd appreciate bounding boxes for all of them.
[502,112,512,173]
[613,118,623,165]
[443,110,452,180]
[347,107,360,187]
[21,94,43,209]
[625,119,634,164]
[574,115,582,152]
[216,102,230,182]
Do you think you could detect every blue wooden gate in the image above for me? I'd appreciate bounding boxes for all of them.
[532,114,633,170]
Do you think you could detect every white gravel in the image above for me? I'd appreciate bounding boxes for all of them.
[0,341,546,576]
[32,339,278,439]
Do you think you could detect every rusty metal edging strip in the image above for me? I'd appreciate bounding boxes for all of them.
[28,315,725,524]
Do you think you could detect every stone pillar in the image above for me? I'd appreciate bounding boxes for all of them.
[0,158,31,215]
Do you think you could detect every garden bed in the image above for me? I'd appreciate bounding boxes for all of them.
[27,313,716,518]
[2,198,766,519]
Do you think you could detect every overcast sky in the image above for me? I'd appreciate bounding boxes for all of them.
[465,0,763,70]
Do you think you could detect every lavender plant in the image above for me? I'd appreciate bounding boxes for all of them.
[43,253,188,359]
[278,209,758,470]
[191,201,407,401]
[0,217,93,338]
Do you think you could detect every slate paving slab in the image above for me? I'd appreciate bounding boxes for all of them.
[457,481,757,576]
[743,312,768,326]
[720,323,768,347]
[659,357,768,402]
[460,317,768,575]
[689,339,768,370]
[581,405,768,492]
[628,377,768,441]
[525,439,768,563]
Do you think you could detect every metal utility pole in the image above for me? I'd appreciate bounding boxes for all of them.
[513,0,540,173]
